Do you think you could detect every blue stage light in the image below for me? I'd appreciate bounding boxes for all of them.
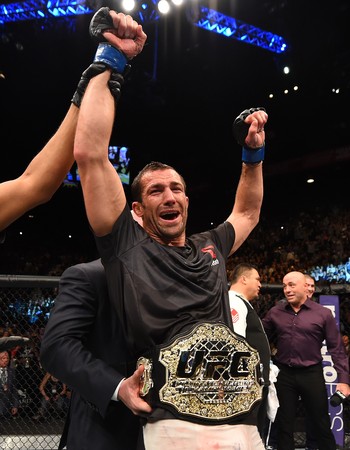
[0,1,288,55]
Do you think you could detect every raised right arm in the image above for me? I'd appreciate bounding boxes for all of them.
[74,9,147,236]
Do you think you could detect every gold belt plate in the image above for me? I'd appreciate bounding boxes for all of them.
[158,322,263,420]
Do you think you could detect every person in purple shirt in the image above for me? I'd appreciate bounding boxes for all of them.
[262,270,350,450]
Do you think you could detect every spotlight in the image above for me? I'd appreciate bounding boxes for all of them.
[157,0,170,14]
[121,0,136,12]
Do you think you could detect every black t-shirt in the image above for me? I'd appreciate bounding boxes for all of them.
[96,205,235,356]
[96,206,261,425]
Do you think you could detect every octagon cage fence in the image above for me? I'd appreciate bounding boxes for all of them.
[0,275,349,450]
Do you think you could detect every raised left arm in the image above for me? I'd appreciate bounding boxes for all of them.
[226,108,268,255]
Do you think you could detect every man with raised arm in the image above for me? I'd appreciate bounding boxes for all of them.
[74,7,268,449]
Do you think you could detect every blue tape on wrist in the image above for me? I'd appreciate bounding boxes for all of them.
[242,145,265,163]
[94,42,127,73]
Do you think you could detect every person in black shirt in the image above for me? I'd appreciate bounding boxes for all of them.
[74,7,268,449]
[32,371,68,421]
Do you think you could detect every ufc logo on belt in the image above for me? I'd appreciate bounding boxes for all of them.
[176,350,252,379]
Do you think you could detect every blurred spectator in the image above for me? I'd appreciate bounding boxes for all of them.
[342,333,350,362]
[305,274,316,301]
[15,337,43,416]
[227,206,350,286]
[32,372,68,421]
[0,350,19,419]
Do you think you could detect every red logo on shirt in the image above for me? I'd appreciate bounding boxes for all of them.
[201,245,217,259]
[231,308,239,323]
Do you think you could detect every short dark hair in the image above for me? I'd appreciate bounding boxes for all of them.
[131,161,187,202]
[228,263,258,285]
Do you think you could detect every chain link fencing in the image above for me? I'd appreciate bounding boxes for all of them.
[0,276,349,449]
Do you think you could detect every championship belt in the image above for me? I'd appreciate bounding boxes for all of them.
[137,322,263,422]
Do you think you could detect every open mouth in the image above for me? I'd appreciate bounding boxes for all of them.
[160,211,180,221]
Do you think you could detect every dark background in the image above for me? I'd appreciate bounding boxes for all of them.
[0,0,349,257]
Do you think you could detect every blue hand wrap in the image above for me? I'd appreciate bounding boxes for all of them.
[94,42,128,73]
[242,145,265,164]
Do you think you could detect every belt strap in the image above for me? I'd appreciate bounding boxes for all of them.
[139,322,264,425]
